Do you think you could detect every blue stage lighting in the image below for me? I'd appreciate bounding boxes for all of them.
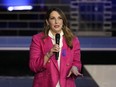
[3,0,31,6]
[3,0,32,11]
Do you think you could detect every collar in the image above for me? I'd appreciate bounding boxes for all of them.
[48,30,64,40]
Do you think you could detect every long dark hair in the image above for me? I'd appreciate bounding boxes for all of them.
[43,8,75,49]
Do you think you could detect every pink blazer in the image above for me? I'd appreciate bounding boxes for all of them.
[29,32,82,87]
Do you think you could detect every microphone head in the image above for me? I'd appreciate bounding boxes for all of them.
[55,33,60,45]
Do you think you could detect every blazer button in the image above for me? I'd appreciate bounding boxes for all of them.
[48,60,50,63]
[66,63,69,66]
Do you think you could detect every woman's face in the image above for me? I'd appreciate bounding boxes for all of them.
[47,11,63,34]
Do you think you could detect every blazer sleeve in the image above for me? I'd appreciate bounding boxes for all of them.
[72,37,82,72]
[29,34,46,73]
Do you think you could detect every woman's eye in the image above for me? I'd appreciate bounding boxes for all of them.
[59,17,62,19]
[50,17,54,19]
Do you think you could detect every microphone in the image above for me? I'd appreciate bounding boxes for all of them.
[55,33,60,60]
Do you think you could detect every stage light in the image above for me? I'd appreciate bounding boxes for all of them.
[8,5,33,11]
[3,0,33,11]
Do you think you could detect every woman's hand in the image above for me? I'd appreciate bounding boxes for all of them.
[44,44,60,65]
[67,66,83,77]
[51,44,60,53]
[46,44,60,58]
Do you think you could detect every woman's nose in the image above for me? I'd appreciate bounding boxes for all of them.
[55,19,58,24]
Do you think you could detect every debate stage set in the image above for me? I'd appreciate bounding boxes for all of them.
[0,0,116,87]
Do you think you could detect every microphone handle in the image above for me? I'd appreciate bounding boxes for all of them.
[55,52,59,60]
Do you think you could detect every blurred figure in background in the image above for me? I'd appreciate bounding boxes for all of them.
[29,8,82,87]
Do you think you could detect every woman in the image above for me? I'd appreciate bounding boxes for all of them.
[29,8,82,87]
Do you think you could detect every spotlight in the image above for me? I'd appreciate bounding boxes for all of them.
[8,5,33,11]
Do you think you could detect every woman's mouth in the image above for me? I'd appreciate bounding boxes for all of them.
[54,25,60,28]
